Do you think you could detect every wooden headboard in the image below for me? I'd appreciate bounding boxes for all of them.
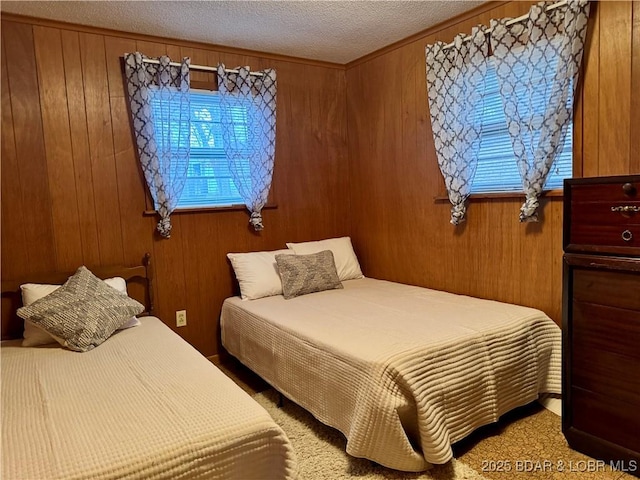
[1,253,154,340]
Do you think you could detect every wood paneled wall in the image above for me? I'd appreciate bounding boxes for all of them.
[1,17,349,356]
[346,1,640,325]
[2,1,638,355]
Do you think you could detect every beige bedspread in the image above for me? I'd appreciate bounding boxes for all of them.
[221,278,561,472]
[1,317,298,480]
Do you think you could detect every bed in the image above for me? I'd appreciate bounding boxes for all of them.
[221,276,562,472]
[1,255,298,480]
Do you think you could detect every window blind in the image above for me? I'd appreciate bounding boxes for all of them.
[149,89,251,208]
[472,60,573,194]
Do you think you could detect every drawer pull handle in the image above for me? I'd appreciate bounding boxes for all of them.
[622,230,633,242]
[611,205,640,213]
[622,183,637,196]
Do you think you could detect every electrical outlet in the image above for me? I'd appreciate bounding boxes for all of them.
[176,310,187,327]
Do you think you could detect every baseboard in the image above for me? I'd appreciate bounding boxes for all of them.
[207,350,232,366]
[538,393,562,417]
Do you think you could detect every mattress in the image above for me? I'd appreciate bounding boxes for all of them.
[1,316,298,480]
[221,278,561,472]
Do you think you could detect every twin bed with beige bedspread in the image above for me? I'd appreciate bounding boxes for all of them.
[1,258,298,480]
[1,316,297,479]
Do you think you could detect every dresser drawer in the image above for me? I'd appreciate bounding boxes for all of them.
[570,201,640,226]
[568,200,640,252]
[570,181,639,203]
[572,387,640,454]
[573,347,640,405]
[565,176,640,254]
[570,223,640,251]
[572,301,640,360]
[573,269,640,311]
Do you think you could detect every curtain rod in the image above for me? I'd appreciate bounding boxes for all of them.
[141,58,265,77]
[442,0,568,50]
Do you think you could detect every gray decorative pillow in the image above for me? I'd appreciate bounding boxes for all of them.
[275,250,343,300]
[17,266,144,352]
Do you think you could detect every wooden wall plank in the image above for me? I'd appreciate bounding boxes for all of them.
[180,46,215,86]
[499,202,522,306]
[582,1,600,177]
[415,34,443,288]
[151,217,189,335]
[136,41,167,211]
[632,0,640,174]
[165,41,209,345]
[33,26,83,271]
[179,215,218,355]
[518,201,554,318]
[573,61,584,178]
[136,40,166,58]
[348,58,378,276]
[272,59,304,245]
[2,21,56,274]
[79,32,125,266]
[104,36,155,267]
[400,42,419,223]
[549,199,564,324]
[598,1,632,176]
[304,63,350,240]
[572,1,586,179]
[379,49,405,282]
[208,49,222,80]
[60,30,101,267]
[1,38,29,282]
[135,42,189,336]
[105,36,130,99]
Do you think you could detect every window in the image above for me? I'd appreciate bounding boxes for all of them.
[472,61,573,194]
[149,88,250,208]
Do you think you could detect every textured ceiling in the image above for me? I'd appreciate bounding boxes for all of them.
[1,1,484,64]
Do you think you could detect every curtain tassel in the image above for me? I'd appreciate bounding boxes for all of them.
[250,211,264,231]
[157,217,172,238]
[519,194,540,223]
[450,203,467,226]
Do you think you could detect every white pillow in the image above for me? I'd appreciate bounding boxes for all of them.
[227,249,292,300]
[286,236,364,281]
[20,277,141,347]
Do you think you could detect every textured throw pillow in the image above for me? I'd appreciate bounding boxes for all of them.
[286,236,364,281]
[275,250,343,299]
[20,277,141,347]
[17,267,144,352]
[227,249,292,300]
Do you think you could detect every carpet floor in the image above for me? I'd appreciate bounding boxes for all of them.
[217,358,635,480]
[254,389,488,480]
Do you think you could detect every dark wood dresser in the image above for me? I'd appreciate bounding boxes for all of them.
[563,175,640,476]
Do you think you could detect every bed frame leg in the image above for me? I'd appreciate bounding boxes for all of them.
[277,391,284,408]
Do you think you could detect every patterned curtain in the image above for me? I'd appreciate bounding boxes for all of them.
[490,0,590,222]
[124,53,190,238]
[216,64,277,231]
[425,27,489,225]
